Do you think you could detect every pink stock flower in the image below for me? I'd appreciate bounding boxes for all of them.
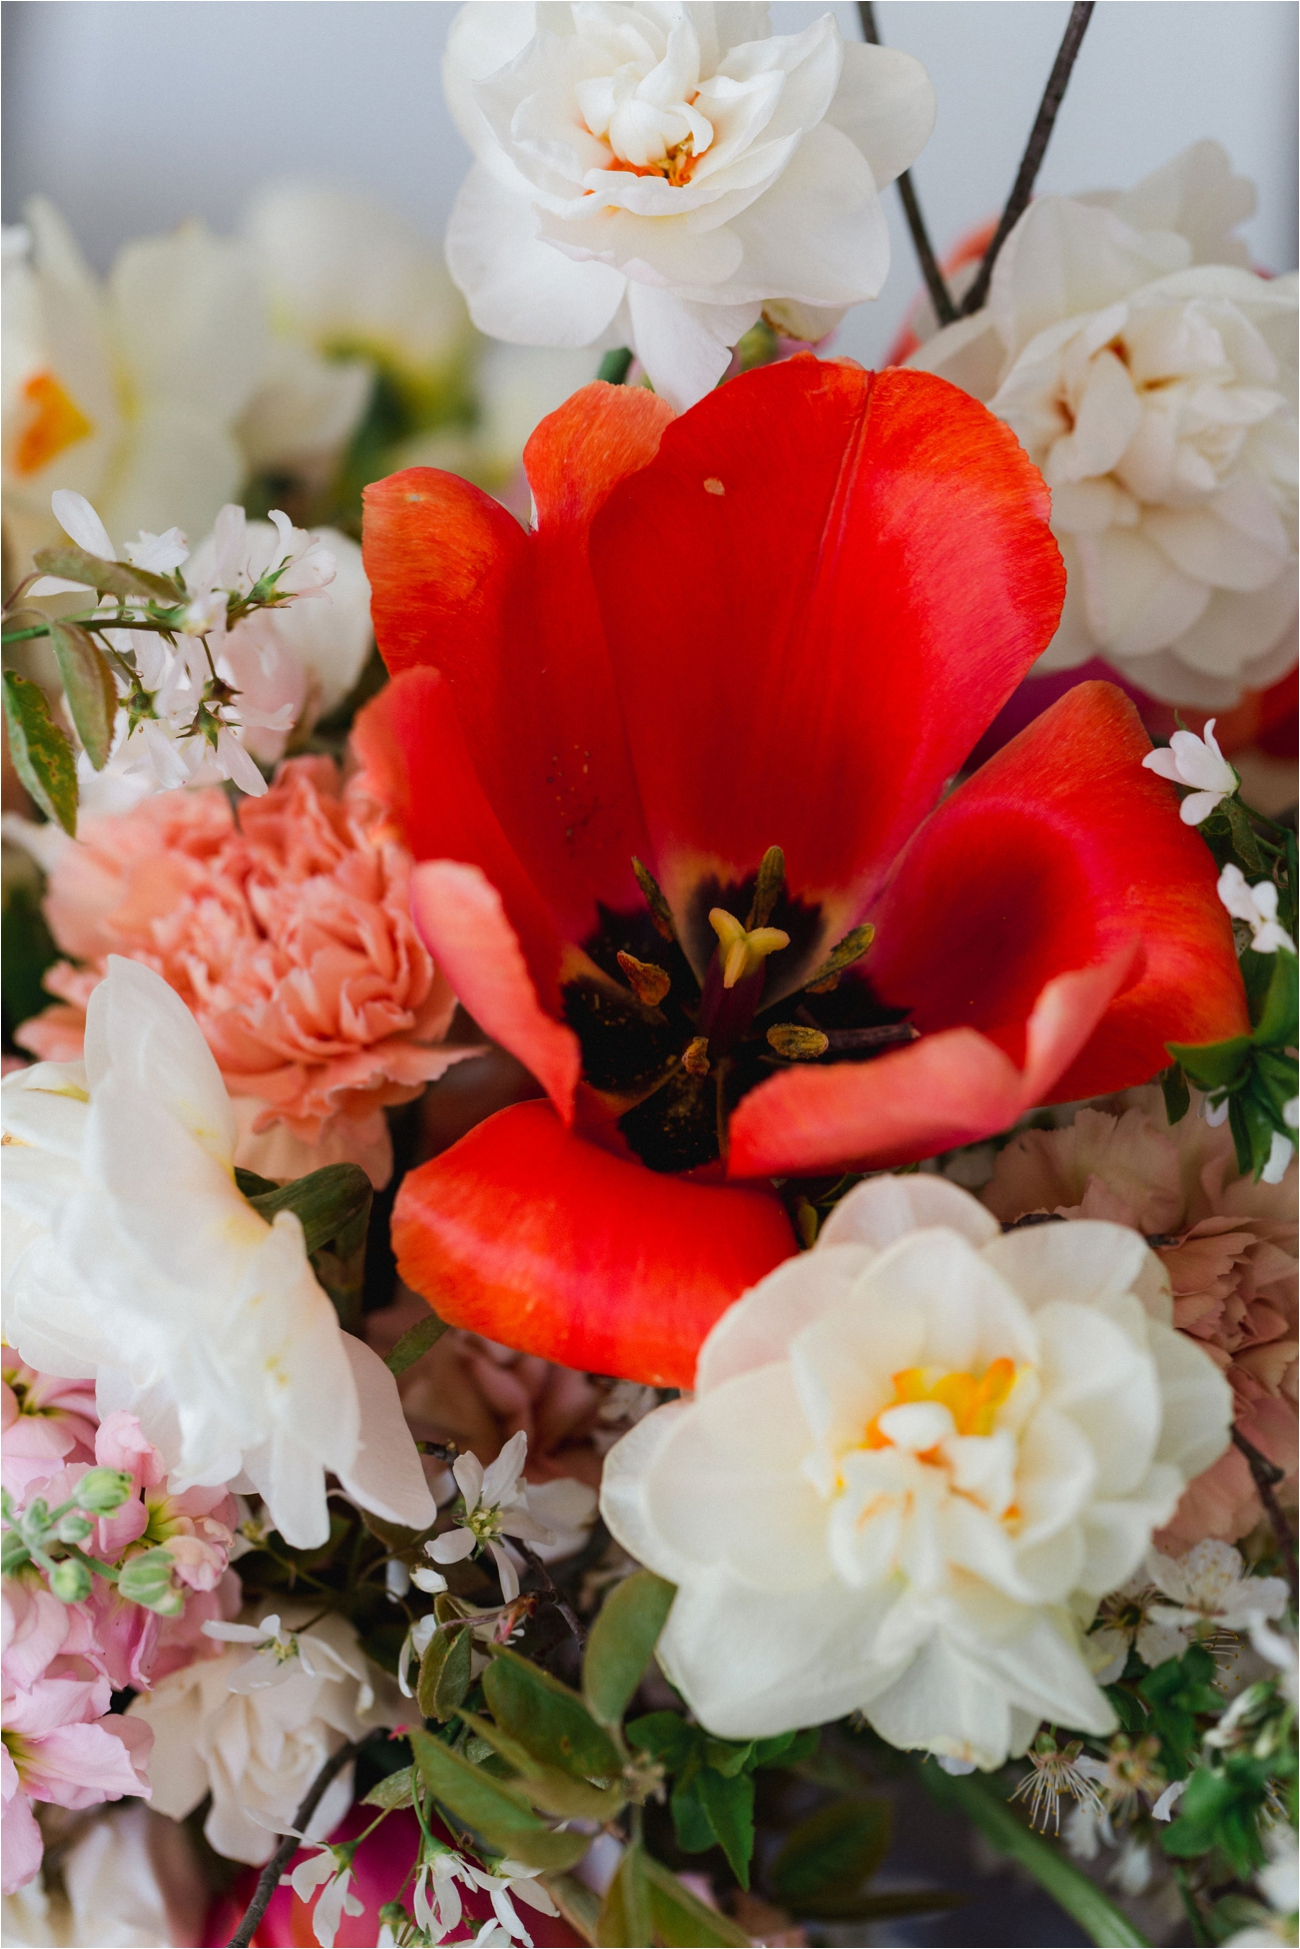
[1,1670,153,1894]
[1,1359,98,1499]
[15,757,481,1187]
[983,1085,1298,1547]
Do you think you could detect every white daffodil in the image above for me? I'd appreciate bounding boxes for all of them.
[1218,864,1298,956]
[442,2,935,409]
[425,1432,554,1602]
[289,1845,364,1949]
[1142,720,1239,824]
[128,1606,396,1866]
[1146,1540,1290,1636]
[0,957,434,1549]
[910,142,1297,708]
[2,200,268,568]
[601,1173,1232,1769]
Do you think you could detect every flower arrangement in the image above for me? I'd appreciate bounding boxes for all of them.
[2,7,1296,1948]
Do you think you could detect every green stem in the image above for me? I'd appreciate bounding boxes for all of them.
[1171,1863,1209,1946]
[2,625,52,645]
[597,348,635,385]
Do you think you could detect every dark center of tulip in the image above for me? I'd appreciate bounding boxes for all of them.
[561,847,917,1173]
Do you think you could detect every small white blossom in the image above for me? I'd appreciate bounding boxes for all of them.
[289,1845,364,1949]
[411,1844,558,1948]
[202,1612,376,1707]
[1218,865,1297,955]
[1147,1540,1290,1636]
[1088,1576,1192,1684]
[1143,720,1238,824]
[426,1433,554,1603]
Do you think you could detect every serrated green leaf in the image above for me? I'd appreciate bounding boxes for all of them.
[583,1570,676,1729]
[702,1736,753,1780]
[419,1623,472,1723]
[771,1798,892,1912]
[670,1772,716,1855]
[408,1727,588,1872]
[48,620,118,770]
[2,672,79,835]
[596,1844,653,1949]
[457,1707,624,1820]
[485,1644,621,1780]
[641,1854,750,1947]
[696,1767,755,1885]
[362,1766,414,1809]
[31,544,180,604]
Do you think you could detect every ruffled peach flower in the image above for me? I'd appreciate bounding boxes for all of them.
[982,1086,1297,1546]
[15,758,478,1185]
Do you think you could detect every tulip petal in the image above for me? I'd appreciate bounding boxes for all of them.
[362,383,674,940]
[589,358,1064,959]
[392,1100,796,1387]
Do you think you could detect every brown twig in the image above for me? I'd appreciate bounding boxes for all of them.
[516,1540,588,1647]
[1232,1429,1298,1599]
[857,2,958,326]
[961,2,1096,315]
[226,1740,358,1948]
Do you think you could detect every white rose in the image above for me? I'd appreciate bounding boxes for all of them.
[601,1175,1231,1770]
[443,1,935,409]
[0,957,434,1549]
[129,1609,396,1866]
[910,142,1298,707]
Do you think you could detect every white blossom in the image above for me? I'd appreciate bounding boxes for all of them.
[910,143,1297,708]
[1087,1575,1191,1685]
[1218,864,1297,955]
[0,957,434,1549]
[1142,720,1239,824]
[288,1846,364,1949]
[442,2,935,409]
[601,1173,1232,1769]
[426,1432,555,1602]
[1146,1539,1290,1635]
[411,1843,558,1948]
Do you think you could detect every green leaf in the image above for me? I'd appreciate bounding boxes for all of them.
[583,1570,676,1728]
[48,620,118,770]
[1161,1756,1274,1880]
[670,1772,717,1855]
[2,672,79,835]
[408,1727,588,1872]
[1168,1034,1252,1092]
[384,1309,450,1376]
[233,1167,280,1197]
[771,1799,892,1914]
[701,1737,754,1780]
[625,1710,695,1772]
[922,1767,1151,1948]
[1253,948,1297,1048]
[361,1766,415,1809]
[641,1853,750,1947]
[695,1767,755,1885]
[547,1873,602,1946]
[457,1707,624,1821]
[419,1622,472,1723]
[1160,1062,1191,1126]
[1139,1645,1223,1778]
[484,1644,622,1780]
[596,1843,654,1948]
[31,544,180,604]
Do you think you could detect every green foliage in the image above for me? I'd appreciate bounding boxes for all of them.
[582,1569,676,1729]
[3,672,79,834]
[1138,1645,1225,1779]
[484,1643,622,1780]
[627,1713,817,1886]
[1169,947,1297,1179]
[418,1621,472,1723]
[245,1162,372,1329]
[595,1844,750,1948]
[408,1726,589,1872]
[770,1800,892,1916]
[30,543,179,604]
[1161,1755,1275,1880]
[384,1310,450,1376]
[47,619,118,771]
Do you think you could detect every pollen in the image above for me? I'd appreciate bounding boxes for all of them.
[864,1357,1018,1448]
[708,908,790,989]
[14,371,94,476]
[703,477,725,496]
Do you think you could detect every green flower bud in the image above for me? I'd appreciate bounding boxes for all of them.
[49,1556,93,1603]
[75,1468,134,1514]
[118,1546,184,1615]
[55,1513,94,1545]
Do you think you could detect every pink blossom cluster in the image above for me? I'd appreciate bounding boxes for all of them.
[2,1359,241,1894]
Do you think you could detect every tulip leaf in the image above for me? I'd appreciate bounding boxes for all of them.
[48,620,118,771]
[596,1843,653,1948]
[485,1643,622,1780]
[770,1799,893,1914]
[384,1309,450,1376]
[408,1727,588,1873]
[2,672,79,835]
[583,1569,676,1729]
[641,1854,750,1947]
[419,1622,472,1723]
[457,1707,624,1820]
[31,544,180,604]
[361,1766,415,1810]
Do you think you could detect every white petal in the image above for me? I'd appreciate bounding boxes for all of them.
[51,488,114,558]
[818,1174,999,1253]
[334,1336,437,1532]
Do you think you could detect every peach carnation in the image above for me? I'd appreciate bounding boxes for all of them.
[983,1086,1297,1547]
[15,758,478,1186]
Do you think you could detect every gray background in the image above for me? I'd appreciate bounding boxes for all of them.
[3,1,1297,370]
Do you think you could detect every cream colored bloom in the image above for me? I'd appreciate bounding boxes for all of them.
[0,958,434,1549]
[910,143,1297,707]
[601,1174,1231,1768]
[443,2,934,408]
[129,1607,395,1865]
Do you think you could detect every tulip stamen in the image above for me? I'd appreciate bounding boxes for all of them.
[803,924,876,994]
[631,856,677,942]
[617,950,671,1009]
[746,846,786,928]
[682,1036,710,1077]
[708,909,790,990]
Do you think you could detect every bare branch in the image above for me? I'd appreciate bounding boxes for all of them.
[226,1740,358,1948]
[856,2,958,328]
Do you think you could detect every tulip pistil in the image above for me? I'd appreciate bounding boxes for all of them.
[708,908,790,990]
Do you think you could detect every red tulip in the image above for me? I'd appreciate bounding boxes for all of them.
[356,356,1247,1387]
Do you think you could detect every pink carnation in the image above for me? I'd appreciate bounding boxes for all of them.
[983,1086,1297,1547]
[16,757,479,1186]
[1,1360,98,1499]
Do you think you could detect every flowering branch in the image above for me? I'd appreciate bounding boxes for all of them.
[961,1,1096,315]
[856,3,958,326]
[226,1739,358,1949]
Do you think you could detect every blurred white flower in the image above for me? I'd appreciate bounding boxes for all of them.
[910,143,1297,708]
[601,1173,1232,1768]
[2,201,268,567]
[0,957,434,1549]
[1142,719,1238,824]
[443,1,934,408]
[0,1802,204,1949]
[1146,1539,1289,1635]
[128,1607,394,1865]
[425,1430,554,1602]
[1217,864,1297,956]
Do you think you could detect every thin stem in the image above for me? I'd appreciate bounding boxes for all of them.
[962,2,1096,315]
[1232,1427,1298,1599]
[1,625,52,645]
[857,3,958,327]
[515,1539,587,1647]
[226,1740,358,1948]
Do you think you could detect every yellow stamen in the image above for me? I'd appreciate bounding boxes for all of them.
[708,908,790,990]
[766,1024,829,1060]
[682,1036,710,1077]
[864,1358,1018,1449]
[15,372,93,476]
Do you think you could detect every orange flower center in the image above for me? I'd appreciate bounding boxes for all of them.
[14,371,94,476]
[863,1357,1018,1449]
